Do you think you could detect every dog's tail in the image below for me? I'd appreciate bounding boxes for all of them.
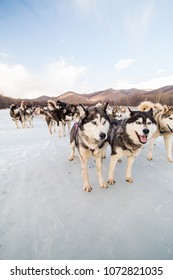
[138,101,162,112]
[48,100,56,110]
[20,100,25,110]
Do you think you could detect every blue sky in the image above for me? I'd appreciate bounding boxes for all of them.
[0,0,173,98]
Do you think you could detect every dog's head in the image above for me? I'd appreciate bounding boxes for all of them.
[160,105,173,133]
[126,109,157,144]
[78,103,110,141]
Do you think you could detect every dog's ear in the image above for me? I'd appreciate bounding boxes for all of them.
[78,104,86,118]
[102,102,109,114]
[148,108,153,115]
[128,107,134,116]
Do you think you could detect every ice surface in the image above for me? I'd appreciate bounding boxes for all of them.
[0,109,173,260]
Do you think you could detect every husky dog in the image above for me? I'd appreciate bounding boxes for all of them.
[107,109,157,184]
[138,101,173,162]
[9,104,22,129]
[69,103,110,192]
[111,105,131,120]
[47,100,76,137]
[36,107,57,134]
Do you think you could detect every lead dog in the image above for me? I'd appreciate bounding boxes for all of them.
[69,103,110,192]
[138,101,173,162]
[107,109,157,184]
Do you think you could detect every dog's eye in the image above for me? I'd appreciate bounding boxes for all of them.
[135,121,141,125]
[169,117,173,120]
[147,121,152,125]
[92,121,97,125]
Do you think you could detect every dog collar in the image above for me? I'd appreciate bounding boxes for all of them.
[158,123,169,134]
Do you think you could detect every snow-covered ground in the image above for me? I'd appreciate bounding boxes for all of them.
[0,109,173,260]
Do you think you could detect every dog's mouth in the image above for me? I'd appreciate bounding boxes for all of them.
[135,132,148,144]
[167,124,173,133]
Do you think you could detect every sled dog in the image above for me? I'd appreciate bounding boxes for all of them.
[69,103,110,192]
[107,109,157,184]
[9,104,22,129]
[138,101,173,162]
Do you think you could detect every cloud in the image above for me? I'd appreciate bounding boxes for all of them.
[157,69,166,74]
[73,0,97,14]
[115,58,135,71]
[114,73,173,90]
[0,63,34,98]
[0,57,88,99]
[0,52,9,57]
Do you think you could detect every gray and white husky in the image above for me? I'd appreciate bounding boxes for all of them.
[107,109,157,184]
[138,101,173,162]
[69,103,110,192]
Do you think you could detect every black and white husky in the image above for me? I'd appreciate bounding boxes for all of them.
[9,104,22,129]
[69,103,110,192]
[10,101,36,129]
[138,101,173,162]
[107,109,157,184]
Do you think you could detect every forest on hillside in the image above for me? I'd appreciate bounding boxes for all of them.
[0,89,173,109]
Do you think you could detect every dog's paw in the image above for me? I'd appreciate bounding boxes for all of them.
[147,155,153,161]
[107,179,116,185]
[126,177,133,183]
[168,158,173,163]
[100,182,108,189]
[69,156,74,161]
[83,185,92,192]
[118,158,122,162]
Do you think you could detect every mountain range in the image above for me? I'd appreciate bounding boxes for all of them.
[0,85,173,109]
[35,85,173,105]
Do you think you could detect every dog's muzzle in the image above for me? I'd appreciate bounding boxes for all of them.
[143,128,149,135]
[99,132,106,140]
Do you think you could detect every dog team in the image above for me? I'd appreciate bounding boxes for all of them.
[10,99,173,192]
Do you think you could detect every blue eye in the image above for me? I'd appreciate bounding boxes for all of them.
[92,121,97,125]
[135,121,141,125]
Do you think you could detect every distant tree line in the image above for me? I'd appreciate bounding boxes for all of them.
[0,91,172,109]
[108,92,173,106]
[0,94,48,109]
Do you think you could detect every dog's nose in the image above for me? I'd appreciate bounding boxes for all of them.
[143,128,149,135]
[100,132,106,140]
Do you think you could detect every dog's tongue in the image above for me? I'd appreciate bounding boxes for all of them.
[139,135,147,143]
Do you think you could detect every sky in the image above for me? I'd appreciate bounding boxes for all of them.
[0,0,173,99]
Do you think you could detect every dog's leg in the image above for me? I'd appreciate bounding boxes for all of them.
[107,154,120,185]
[163,134,173,162]
[102,142,108,159]
[95,153,108,189]
[21,116,26,128]
[67,121,71,134]
[53,121,56,132]
[48,122,53,135]
[14,119,19,129]
[79,150,92,192]
[69,141,75,161]
[30,116,34,128]
[148,136,156,160]
[126,156,135,183]
[58,124,61,137]
[62,123,66,137]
